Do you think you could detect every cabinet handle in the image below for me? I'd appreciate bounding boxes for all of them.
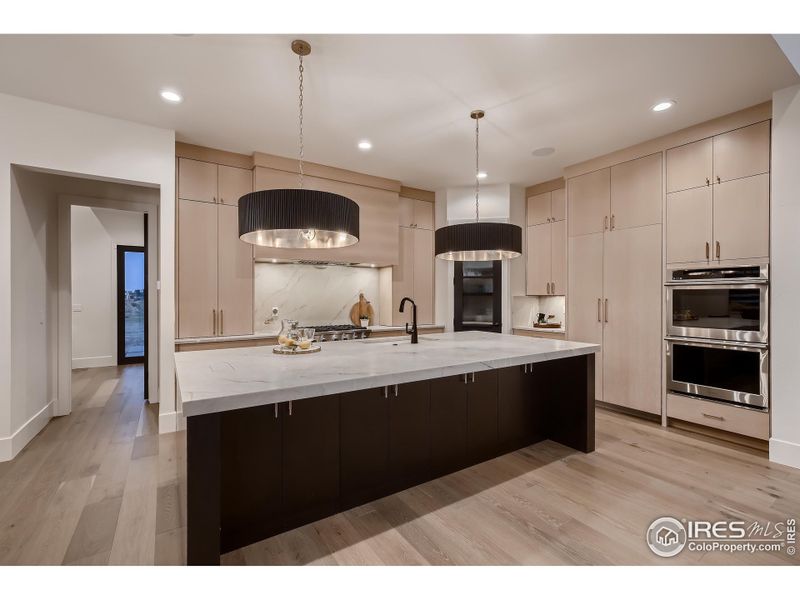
[716,175,721,184]
[706,177,710,186]
[597,298,602,322]
[523,364,528,374]
[213,196,217,203]
[716,241,720,260]
[394,384,399,397]
[288,401,293,416]
[705,241,710,260]
[610,214,615,230]
[383,386,388,398]
[274,403,278,419]
[604,299,609,323]
[603,215,608,231]
[551,281,555,295]
[212,308,216,335]
[220,309,224,335]
[702,412,724,422]
[471,372,475,383]
[463,373,468,384]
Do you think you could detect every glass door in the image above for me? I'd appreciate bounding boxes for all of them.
[454,260,502,332]
[117,245,146,365]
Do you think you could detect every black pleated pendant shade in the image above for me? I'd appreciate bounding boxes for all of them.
[435,221,522,261]
[238,189,360,248]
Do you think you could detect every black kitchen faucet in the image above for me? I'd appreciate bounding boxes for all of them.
[399,297,418,344]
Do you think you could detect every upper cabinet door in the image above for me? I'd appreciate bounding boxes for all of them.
[568,169,610,237]
[713,121,770,184]
[398,196,415,227]
[217,204,254,336]
[666,138,712,193]
[177,199,218,338]
[414,200,435,230]
[178,158,218,203]
[218,165,252,206]
[526,224,551,296]
[526,192,551,226]
[392,226,415,326]
[550,188,566,222]
[713,173,770,261]
[550,219,566,295]
[610,153,662,230]
[666,186,713,264]
[412,228,434,324]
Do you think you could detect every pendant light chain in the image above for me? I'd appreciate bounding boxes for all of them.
[475,115,480,222]
[298,53,305,190]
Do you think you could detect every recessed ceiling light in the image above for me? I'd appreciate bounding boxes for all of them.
[160,89,183,104]
[652,100,675,112]
[532,147,556,157]
[358,140,372,150]
[477,171,488,179]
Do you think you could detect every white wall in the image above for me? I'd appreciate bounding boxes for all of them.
[71,206,144,368]
[446,184,512,223]
[769,84,800,469]
[0,93,175,461]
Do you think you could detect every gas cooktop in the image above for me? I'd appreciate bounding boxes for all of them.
[299,324,371,342]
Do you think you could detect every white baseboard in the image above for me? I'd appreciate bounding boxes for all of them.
[770,437,800,470]
[72,355,115,369]
[158,410,182,434]
[0,400,55,462]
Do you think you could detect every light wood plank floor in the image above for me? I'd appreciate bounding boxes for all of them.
[1,365,798,565]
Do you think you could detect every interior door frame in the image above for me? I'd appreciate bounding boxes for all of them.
[116,244,147,366]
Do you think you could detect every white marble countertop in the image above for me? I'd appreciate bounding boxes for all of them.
[175,324,445,345]
[175,331,599,417]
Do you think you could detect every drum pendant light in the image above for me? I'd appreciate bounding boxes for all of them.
[239,40,360,248]
[434,110,522,261]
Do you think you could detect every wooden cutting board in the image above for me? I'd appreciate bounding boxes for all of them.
[349,293,375,326]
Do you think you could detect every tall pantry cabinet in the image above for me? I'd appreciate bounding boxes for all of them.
[177,158,255,338]
[567,153,663,414]
[391,196,435,325]
[526,188,566,296]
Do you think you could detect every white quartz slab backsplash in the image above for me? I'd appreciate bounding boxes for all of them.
[254,263,381,334]
[512,295,566,329]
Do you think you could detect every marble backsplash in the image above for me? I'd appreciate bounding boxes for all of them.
[512,295,566,329]
[254,263,382,334]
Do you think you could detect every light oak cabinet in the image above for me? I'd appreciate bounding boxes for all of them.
[568,169,610,237]
[712,121,770,184]
[526,219,566,296]
[399,197,434,230]
[527,189,565,226]
[177,197,254,339]
[392,226,434,326]
[602,224,662,414]
[178,158,253,206]
[609,153,662,230]
[666,138,712,193]
[666,173,769,264]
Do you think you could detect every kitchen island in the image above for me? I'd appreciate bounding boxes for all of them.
[175,331,600,565]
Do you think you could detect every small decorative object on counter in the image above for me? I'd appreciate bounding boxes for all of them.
[349,292,375,326]
[274,324,320,354]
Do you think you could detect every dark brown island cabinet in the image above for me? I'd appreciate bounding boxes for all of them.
[186,354,595,565]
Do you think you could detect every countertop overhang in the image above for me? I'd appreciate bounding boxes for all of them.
[175,331,600,417]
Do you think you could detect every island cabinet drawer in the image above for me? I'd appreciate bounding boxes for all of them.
[667,393,769,440]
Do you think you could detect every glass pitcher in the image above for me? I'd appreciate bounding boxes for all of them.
[277,319,299,347]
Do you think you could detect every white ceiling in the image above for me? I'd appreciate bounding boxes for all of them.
[0,34,796,189]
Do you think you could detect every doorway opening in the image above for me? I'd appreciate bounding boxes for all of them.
[116,244,147,366]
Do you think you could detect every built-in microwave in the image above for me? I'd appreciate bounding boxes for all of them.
[666,338,769,409]
[665,264,768,344]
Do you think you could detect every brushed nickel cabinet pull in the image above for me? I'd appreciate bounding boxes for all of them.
[610,214,615,230]
[716,241,720,259]
[212,308,216,335]
[289,401,293,416]
[716,175,721,184]
[604,299,609,323]
[603,215,608,231]
[705,241,710,260]
[551,282,555,294]
[705,177,710,186]
[394,384,399,397]
[471,372,475,383]
[383,386,388,398]
[597,298,602,322]
[220,309,224,335]
[702,412,724,421]
[523,364,528,374]
[463,373,468,384]
[274,403,278,419]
